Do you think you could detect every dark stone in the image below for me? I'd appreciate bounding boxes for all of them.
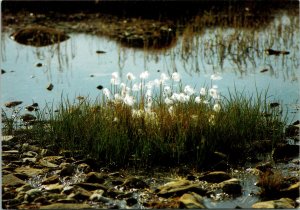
[59,164,76,176]
[126,197,138,206]
[74,182,108,191]
[273,144,300,161]
[199,171,231,183]
[122,177,149,189]
[85,172,106,184]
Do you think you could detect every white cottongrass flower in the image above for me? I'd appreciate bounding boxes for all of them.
[123,94,135,106]
[213,103,221,112]
[164,86,172,96]
[126,72,135,81]
[103,88,111,99]
[145,81,154,89]
[200,87,206,96]
[160,73,169,83]
[114,93,123,102]
[209,88,219,100]
[132,83,140,92]
[111,78,119,85]
[195,96,201,104]
[112,72,119,79]
[184,85,195,96]
[146,89,152,98]
[140,71,149,79]
[171,72,181,82]
[210,73,222,81]
[164,97,173,105]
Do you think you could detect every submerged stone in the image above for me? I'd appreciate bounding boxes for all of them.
[10,26,70,47]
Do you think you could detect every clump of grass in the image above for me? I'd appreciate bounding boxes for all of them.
[256,170,285,199]
[4,71,286,168]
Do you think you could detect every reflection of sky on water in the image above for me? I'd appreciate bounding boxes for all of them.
[1,17,299,122]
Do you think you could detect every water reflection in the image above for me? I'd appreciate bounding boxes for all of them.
[1,13,299,123]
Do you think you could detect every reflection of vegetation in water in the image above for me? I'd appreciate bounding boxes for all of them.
[133,14,299,80]
[2,71,287,167]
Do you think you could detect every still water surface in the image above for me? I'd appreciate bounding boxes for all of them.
[1,14,299,122]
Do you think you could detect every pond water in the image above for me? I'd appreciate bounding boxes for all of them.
[2,13,299,124]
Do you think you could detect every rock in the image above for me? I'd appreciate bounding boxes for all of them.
[10,26,70,47]
[67,186,92,201]
[21,143,41,153]
[157,180,207,198]
[39,159,59,168]
[3,174,26,187]
[41,174,60,185]
[74,182,108,191]
[47,83,54,91]
[43,183,64,193]
[281,182,300,199]
[42,156,64,164]
[59,163,76,176]
[46,193,67,201]
[33,196,51,205]
[219,178,242,195]
[21,113,36,122]
[273,144,300,160]
[252,198,295,208]
[179,192,206,209]
[126,197,138,206]
[122,177,149,189]
[24,189,42,202]
[62,186,74,195]
[23,157,37,164]
[14,166,45,177]
[85,172,106,184]
[16,184,33,193]
[22,151,38,158]
[40,203,92,209]
[5,101,22,108]
[2,135,16,145]
[56,198,77,203]
[256,162,273,172]
[199,171,231,183]
[3,191,17,200]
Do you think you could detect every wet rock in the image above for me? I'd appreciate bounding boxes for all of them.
[46,193,67,201]
[90,192,110,203]
[126,197,138,206]
[25,105,38,112]
[285,123,300,137]
[40,203,92,209]
[56,198,77,203]
[256,162,273,172]
[42,155,64,165]
[34,196,51,205]
[3,198,22,209]
[67,186,92,201]
[14,166,45,177]
[16,184,33,193]
[85,172,106,184]
[59,163,76,176]
[23,157,37,164]
[122,177,149,189]
[39,159,59,168]
[219,178,242,195]
[14,172,30,180]
[199,171,231,183]
[179,192,206,209]
[2,69,6,74]
[47,83,54,91]
[44,183,64,193]
[281,182,300,199]
[96,50,106,54]
[36,62,43,67]
[10,26,70,47]
[74,182,108,191]
[21,143,41,153]
[61,186,74,195]
[3,174,26,187]
[5,101,22,108]
[22,151,38,158]
[2,135,16,145]
[24,189,42,202]
[3,191,17,200]
[273,144,300,161]
[21,113,37,122]
[41,174,60,185]
[265,49,289,56]
[252,197,295,208]
[157,180,207,198]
